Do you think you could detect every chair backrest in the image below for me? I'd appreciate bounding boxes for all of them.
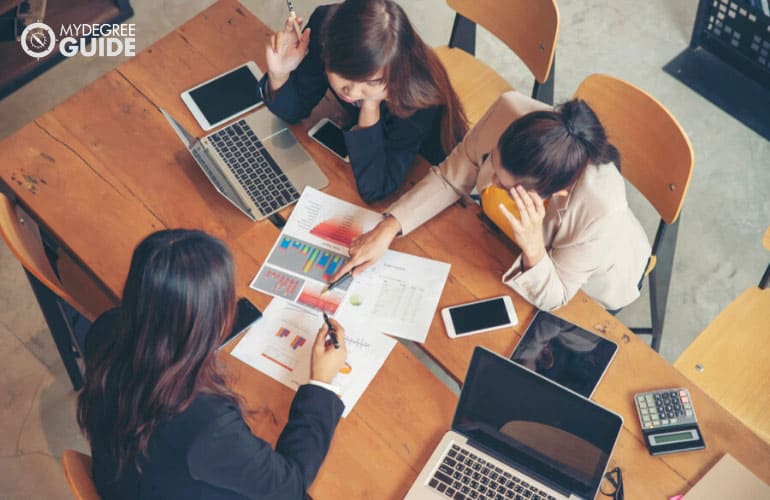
[0,193,74,304]
[674,286,770,442]
[0,193,113,321]
[62,450,102,500]
[447,0,559,84]
[574,74,694,224]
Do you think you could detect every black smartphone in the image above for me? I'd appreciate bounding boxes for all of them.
[221,297,262,348]
[308,118,349,161]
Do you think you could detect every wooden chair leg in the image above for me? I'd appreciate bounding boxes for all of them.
[24,270,84,390]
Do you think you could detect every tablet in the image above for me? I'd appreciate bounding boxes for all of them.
[181,61,263,131]
[509,310,618,398]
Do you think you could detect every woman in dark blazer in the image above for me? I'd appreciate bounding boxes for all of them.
[77,229,348,499]
[262,0,468,202]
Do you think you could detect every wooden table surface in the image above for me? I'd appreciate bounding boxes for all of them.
[1,0,768,498]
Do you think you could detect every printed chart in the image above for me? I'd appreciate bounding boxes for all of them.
[251,267,304,301]
[231,299,397,417]
[251,188,450,340]
[309,216,362,247]
[267,236,350,285]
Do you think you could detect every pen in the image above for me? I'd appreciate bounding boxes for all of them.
[322,266,356,294]
[322,312,340,349]
[286,0,303,41]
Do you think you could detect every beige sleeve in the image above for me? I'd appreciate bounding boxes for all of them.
[387,91,551,235]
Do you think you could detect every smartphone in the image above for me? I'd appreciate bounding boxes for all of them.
[181,61,263,131]
[441,296,517,339]
[220,297,262,348]
[308,118,349,162]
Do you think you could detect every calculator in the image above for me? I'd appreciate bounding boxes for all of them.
[633,388,705,456]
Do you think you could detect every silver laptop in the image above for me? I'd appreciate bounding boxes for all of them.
[406,347,623,500]
[161,107,328,221]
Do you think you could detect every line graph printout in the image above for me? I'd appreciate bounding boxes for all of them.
[231,299,396,417]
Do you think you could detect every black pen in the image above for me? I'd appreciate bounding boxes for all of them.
[323,266,356,294]
[322,312,340,349]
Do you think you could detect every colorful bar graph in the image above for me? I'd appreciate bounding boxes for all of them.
[267,236,351,286]
[290,336,306,350]
[309,217,363,247]
[252,266,303,301]
[275,327,290,338]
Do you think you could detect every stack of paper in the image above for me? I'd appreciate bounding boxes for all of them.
[236,188,451,415]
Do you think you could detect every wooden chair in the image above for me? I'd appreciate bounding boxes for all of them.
[435,0,559,124]
[62,450,101,500]
[675,227,770,442]
[0,193,116,390]
[574,74,694,352]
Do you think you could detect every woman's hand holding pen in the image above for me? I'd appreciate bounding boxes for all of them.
[311,317,347,384]
[500,185,547,270]
[332,214,401,282]
[266,16,310,93]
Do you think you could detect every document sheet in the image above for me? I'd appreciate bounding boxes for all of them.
[250,187,450,342]
[231,299,397,417]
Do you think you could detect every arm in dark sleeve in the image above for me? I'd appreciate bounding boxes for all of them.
[345,105,440,203]
[83,308,120,368]
[260,8,330,124]
[188,384,344,498]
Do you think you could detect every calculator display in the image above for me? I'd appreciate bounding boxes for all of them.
[650,430,698,445]
[634,388,706,455]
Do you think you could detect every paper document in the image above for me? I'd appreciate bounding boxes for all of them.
[336,251,450,342]
[250,187,450,342]
[231,299,397,417]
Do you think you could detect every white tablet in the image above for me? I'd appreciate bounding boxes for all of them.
[180,61,263,131]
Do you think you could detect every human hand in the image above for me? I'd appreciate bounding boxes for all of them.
[311,317,348,384]
[331,215,401,281]
[500,185,546,269]
[357,88,388,128]
[265,16,310,91]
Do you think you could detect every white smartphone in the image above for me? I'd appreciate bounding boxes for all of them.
[308,118,349,162]
[441,295,518,339]
[180,61,263,131]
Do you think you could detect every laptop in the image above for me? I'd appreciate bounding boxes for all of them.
[160,107,328,221]
[406,347,623,500]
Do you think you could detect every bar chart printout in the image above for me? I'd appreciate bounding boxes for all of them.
[231,300,397,417]
[267,236,350,287]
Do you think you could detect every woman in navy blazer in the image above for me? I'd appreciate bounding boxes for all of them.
[77,229,348,499]
[262,0,468,202]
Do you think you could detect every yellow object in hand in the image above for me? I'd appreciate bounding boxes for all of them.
[480,186,549,243]
[480,185,519,242]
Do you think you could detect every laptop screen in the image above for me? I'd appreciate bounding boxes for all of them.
[453,347,622,499]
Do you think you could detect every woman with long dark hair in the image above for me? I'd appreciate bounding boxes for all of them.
[77,229,347,499]
[334,91,651,312]
[263,0,468,202]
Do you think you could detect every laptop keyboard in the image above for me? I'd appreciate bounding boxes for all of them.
[208,120,299,216]
[428,444,557,500]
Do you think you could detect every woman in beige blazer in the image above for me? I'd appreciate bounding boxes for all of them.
[335,91,651,312]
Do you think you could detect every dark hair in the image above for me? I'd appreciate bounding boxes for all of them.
[321,0,468,152]
[497,99,620,197]
[77,229,241,475]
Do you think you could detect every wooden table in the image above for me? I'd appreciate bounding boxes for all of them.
[1,0,768,498]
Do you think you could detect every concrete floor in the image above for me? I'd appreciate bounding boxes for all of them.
[0,0,768,497]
